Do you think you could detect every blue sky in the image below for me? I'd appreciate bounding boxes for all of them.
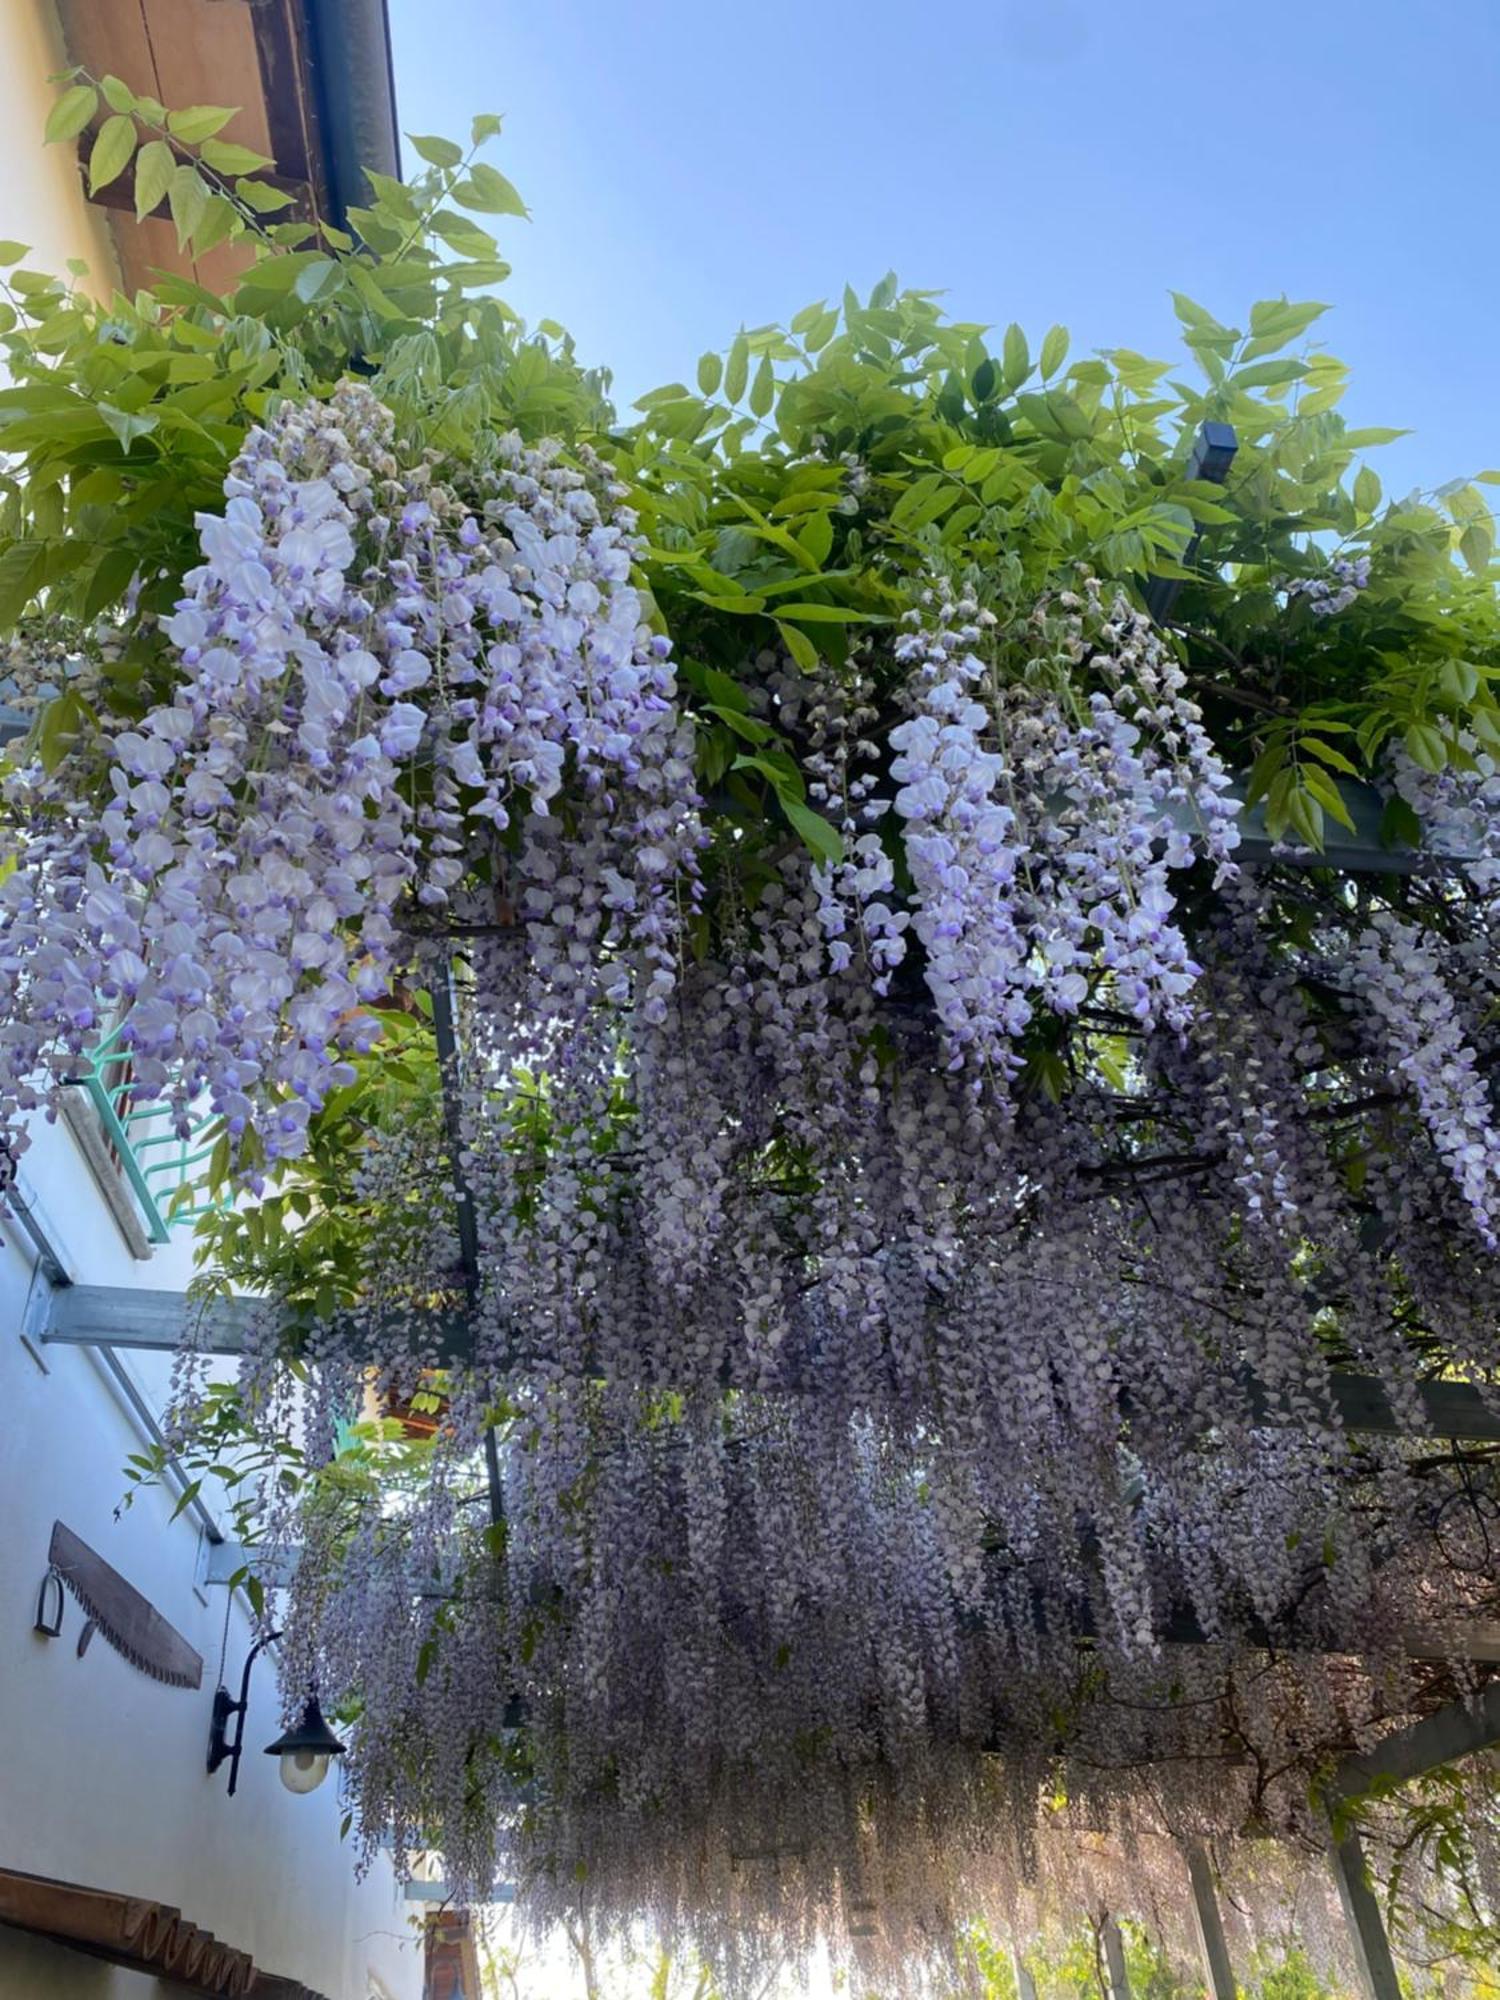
[387,0,1498,500]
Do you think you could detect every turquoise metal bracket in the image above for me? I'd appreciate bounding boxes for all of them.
[78,1024,220,1245]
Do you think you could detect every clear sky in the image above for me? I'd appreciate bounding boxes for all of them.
[385,0,1498,505]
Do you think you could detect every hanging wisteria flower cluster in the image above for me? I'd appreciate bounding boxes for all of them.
[6,384,1500,1982]
[0,383,698,1157]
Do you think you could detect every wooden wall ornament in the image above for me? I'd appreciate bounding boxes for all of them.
[46,1521,203,1689]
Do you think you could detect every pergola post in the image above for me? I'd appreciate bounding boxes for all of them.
[1322,1682,1500,2000]
[1009,1938,1038,2000]
[1101,1915,1131,2000]
[1327,1827,1401,2000]
[1180,1841,1237,1998]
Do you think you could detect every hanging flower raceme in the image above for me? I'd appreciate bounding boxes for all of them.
[0,383,702,1158]
[886,578,1239,1079]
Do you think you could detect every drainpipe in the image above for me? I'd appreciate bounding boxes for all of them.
[300,0,404,226]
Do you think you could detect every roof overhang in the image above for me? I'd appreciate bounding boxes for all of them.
[52,0,400,296]
[0,1865,330,1999]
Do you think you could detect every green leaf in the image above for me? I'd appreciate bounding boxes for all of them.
[1170,291,1227,334]
[1352,465,1381,516]
[429,210,497,258]
[1002,322,1029,388]
[293,257,340,303]
[696,351,722,396]
[193,194,240,258]
[88,114,137,195]
[1380,796,1422,851]
[1300,763,1356,832]
[781,796,843,866]
[453,162,528,217]
[1243,741,1286,809]
[1039,324,1069,378]
[1298,735,1360,777]
[1460,522,1493,575]
[1285,787,1325,850]
[44,85,98,146]
[733,750,803,797]
[804,306,838,351]
[749,356,774,419]
[99,75,138,115]
[167,165,209,249]
[133,139,174,221]
[166,104,237,144]
[634,382,691,411]
[1299,383,1346,416]
[200,137,274,176]
[1404,722,1447,773]
[0,542,47,630]
[1229,358,1306,391]
[471,113,504,145]
[1247,296,1329,344]
[772,602,883,623]
[725,333,749,405]
[1439,659,1479,705]
[98,403,158,454]
[797,510,834,566]
[707,705,773,746]
[409,132,464,168]
[0,241,28,266]
[776,620,819,673]
[971,357,998,402]
[234,177,295,215]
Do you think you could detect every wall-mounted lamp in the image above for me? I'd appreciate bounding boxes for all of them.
[208,1631,346,1797]
[263,1694,347,1795]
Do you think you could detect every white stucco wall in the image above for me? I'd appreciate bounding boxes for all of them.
[0,1113,425,2000]
[0,0,119,291]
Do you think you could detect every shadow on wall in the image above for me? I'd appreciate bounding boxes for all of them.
[0,1923,199,1998]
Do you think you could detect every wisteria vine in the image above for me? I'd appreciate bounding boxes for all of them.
[4,385,1500,1984]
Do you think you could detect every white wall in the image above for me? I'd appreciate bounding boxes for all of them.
[0,0,119,290]
[0,1116,424,2000]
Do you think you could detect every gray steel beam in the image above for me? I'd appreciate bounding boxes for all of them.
[1328,1681,1500,1799]
[403,1879,516,1904]
[1182,1842,1237,2000]
[36,1284,1500,1446]
[1010,1940,1037,2000]
[1328,1828,1401,2000]
[1321,1687,1500,2000]
[87,1340,223,1545]
[42,1283,263,1353]
[1101,1915,1131,2000]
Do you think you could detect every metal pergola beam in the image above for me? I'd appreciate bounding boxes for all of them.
[1328,1828,1402,2000]
[1321,1683,1500,2000]
[1101,1915,1131,2000]
[1328,1680,1500,1801]
[1182,1841,1237,2000]
[1009,1940,1038,2000]
[38,1283,1500,1445]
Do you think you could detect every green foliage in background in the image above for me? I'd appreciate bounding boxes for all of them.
[3,67,1498,866]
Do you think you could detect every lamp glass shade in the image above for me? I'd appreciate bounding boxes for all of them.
[263,1693,346,1797]
[279,1748,331,1794]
